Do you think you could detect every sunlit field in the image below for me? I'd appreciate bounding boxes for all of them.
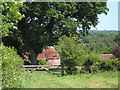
[22,71,118,88]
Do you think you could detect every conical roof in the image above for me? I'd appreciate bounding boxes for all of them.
[37,49,46,60]
[45,46,60,60]
[37,46,60,60]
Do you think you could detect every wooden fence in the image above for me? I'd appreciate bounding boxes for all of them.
[21,65,61,75]
[21,64,83,76]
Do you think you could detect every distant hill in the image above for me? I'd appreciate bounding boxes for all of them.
[89,30,118,33]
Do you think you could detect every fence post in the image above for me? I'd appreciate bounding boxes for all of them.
[61,63,64,76]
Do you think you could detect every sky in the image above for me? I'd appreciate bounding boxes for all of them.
[90,1,119,30]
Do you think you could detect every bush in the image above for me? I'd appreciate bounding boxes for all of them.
[38,58,47,65]
[24,59,31,65]
[100,58,120,71]
[66,66,78,75]
[80,54,120,73]
[113,46,120,59]
[1,43,24,88]
[81,54,101,73]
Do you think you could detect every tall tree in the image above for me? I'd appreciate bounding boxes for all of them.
[3,2,109,64]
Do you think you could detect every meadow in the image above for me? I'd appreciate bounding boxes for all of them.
[22,71,118,88]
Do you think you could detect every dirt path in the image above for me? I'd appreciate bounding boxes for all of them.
[90,80,106,88]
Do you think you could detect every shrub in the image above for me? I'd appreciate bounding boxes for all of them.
[66,66,78,75]
[80,54,120,73]
[112,58,120,71]
[82,54,101,73]
[100,60,113,71]
[38,58,47,65]
[1,43,24,88]
[112,46,120,59]
[24,59,31,65]
[57,35,86,75]
[100,58,120,71]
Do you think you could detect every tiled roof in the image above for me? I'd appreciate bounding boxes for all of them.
[23,47,60,60]
[37,49,46,60]
[45,47,60,60]
[99,54,114,60]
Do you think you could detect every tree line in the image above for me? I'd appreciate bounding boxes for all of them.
[79,30,118,54]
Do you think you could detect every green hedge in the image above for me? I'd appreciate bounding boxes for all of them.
[80,54,120,73]
[1,43,24,88]
[100,58,120,71]
[80,54,101,73]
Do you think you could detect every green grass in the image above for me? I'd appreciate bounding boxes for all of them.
[0,61,2,89]
[22,71,118,88]
[0,69,1,89]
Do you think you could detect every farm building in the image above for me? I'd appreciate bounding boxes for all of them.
[99,54,114,60]
[23,46,61,67]
[37,46,61,67]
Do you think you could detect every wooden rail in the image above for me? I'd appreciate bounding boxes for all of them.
[21,65,47,68]
[21,65,84,76]
[21,65,60,74]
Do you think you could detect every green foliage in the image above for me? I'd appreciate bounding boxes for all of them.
[38,58,47,65]
[114,34,120,46]
[80,54,101,73]
[82,54,101,66]
[2,2,24,37]
[1,43,24,88]
[81,31,118,54]
[54,45,62,55]
[58,35,86,75]
[66,66,78,75]
[80,54,120,73]
[100,58,120,71]
[24,59,31,65]
[24,59,31,63]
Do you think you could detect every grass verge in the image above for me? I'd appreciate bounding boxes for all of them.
[22,71,118,88]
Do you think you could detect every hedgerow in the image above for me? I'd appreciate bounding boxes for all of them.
[99,58,120,71]
[80,54,102,73]
[1,43,24,88]
[80,54,120,74]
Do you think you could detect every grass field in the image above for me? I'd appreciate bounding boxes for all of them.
[0,69,1,89]
[22,71,118,88]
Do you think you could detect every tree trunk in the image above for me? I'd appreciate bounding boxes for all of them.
[61,63,64,76]
[29,48,38,65]
[68,67,72,75]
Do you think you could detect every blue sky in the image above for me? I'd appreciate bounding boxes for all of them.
[90,1,119,30]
